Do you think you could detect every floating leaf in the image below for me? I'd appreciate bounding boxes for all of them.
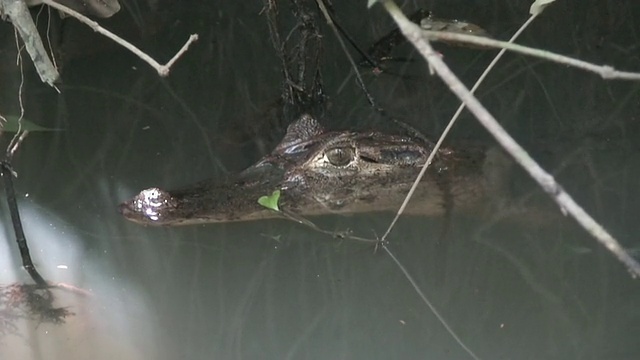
[1,115,61,132]
[258,190,281,211]
[530,0,555,15]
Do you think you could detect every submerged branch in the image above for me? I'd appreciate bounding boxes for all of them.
[1,159,48,287]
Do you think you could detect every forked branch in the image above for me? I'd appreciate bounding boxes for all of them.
[0,0,198,86]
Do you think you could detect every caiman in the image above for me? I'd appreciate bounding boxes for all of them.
[119,114,510,226]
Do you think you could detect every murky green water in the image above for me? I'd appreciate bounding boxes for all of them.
[1,0,639,359]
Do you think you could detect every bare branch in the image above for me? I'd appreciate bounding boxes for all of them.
[420,30,640,81]
[0,0,60,85]
[378,0,640,278]
[39,0,198,77]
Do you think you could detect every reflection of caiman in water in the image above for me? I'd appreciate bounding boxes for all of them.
[120,114,510,226]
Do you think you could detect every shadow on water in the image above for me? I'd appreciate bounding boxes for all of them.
[1,0,640,359]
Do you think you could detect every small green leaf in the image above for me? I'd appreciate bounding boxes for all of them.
[258,190,281,211]
[1,115,62,132]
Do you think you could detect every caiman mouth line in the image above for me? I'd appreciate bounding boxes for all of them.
[119,114,488,226]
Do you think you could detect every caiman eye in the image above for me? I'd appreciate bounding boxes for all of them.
[325,146,355,166]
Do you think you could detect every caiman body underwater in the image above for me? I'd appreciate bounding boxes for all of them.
[119,115,508,226]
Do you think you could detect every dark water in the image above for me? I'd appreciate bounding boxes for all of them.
[1,0,639,359]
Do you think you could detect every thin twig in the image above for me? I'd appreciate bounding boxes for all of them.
[420,30,640,81]
[381,245,481,360]
[380,0,640,278]
[7,131,28,158]
[315,0,379,68]
[39,0,198,77]
[52,282,93,297]
[7,33,28,155]
[281,210,378,244]
[380,14,539,241]
[316,0,432,144]
[315,0,377,108]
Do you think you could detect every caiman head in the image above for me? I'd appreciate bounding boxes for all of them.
[119,114,486,225]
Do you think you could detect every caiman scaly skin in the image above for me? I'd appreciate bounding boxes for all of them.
[119,114,490,225]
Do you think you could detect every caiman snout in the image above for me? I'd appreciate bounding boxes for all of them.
[119,187,178,225]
